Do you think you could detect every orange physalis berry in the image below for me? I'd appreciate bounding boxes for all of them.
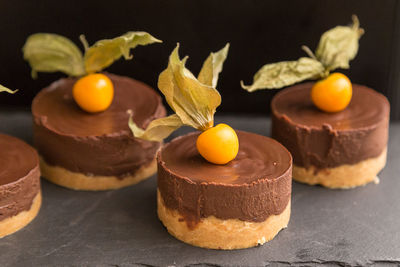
[311,72,352,113]
[72,73,114,113]
[196,123,239,165]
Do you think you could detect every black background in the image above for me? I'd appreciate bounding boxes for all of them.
[0,0,399,119]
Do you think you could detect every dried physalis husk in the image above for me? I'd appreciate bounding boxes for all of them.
[241,57,324,92]
[198,43,230,88]
[0,84,17,94]
[316,15,364,71]
[83,32,162,74]
[241,15,363,92]
[22,33,85,78]
[129,113,183,142]
[22,32,161,78]
[129,43,229,142]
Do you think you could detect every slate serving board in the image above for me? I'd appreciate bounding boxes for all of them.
[0,111,399,266]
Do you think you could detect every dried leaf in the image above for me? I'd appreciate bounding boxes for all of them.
[198,43,230,87]
[130,44,228,141]
[157,44,225,130]
[0,84,17,94]
[315,15,364,71]
[241,15,363,92]
[22,33,85,78]
[84,31,162,73]
[241,57,325,92]
[129,113,183,142]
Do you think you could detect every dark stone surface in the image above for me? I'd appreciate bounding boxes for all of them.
[0,111,399,266]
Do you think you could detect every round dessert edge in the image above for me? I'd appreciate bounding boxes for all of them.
[292,147,387,189]
[32,73,166,137]
[271,82,390,189]
[158,131,293,186]
[271,82,390,131]
[31,73,166,190]
[157,190,291,250]
[0,192,42,238]
[0,134,42,238]
[39,156,157,191]
[156,131,292,249]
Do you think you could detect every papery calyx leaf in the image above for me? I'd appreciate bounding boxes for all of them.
[241,15,363,92]
[130,43,229,142]
[129,113,183,142]
[0,84,17,94]
[158,44,226,130]
[241,57,325,92]
[84,31,162,73]
[22,33,85,78]
[198,43,230,88]
[315,15,364,71]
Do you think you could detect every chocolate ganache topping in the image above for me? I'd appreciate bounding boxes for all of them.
[0,134,40,221]
[271,82,390,169]
[32,73,166,176]
[158,131,292,225]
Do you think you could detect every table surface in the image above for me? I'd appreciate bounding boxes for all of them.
[0,111,399,267]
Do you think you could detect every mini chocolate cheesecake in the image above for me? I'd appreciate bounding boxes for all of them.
[0,134,41,238]
[157,131,292,250]
[271,82,390,189]
[32,73,166,191]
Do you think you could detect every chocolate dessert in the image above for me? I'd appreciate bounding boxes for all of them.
[130,44,292,249]
[23,31,163,191]
[157,131,292,249]
[0,134,41,238]
[241,16,386,188]
[271,83,389,188]
[32,73,166,190]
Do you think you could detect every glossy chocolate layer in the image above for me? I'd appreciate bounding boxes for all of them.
[32,73,166,176]
[158,131,292,225]
[0,134,40,221]
[271,82,390,169]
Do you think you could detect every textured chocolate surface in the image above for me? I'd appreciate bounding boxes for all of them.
[31,73,166,176]
[271,82,390,169]
[158,131,292,224]
[0,134,40,221]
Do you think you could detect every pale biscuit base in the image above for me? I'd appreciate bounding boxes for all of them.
[157,190,290,250]
[40,156,157,191]
[293,147,387,189]
[0,192,42,238]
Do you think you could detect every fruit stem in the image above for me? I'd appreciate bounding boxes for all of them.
[198,120,214,132]
[301,45,317,60]
[301,45,330,79]
[79,34,89,51]
[320,69,330,79]
[351,15,364,37]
